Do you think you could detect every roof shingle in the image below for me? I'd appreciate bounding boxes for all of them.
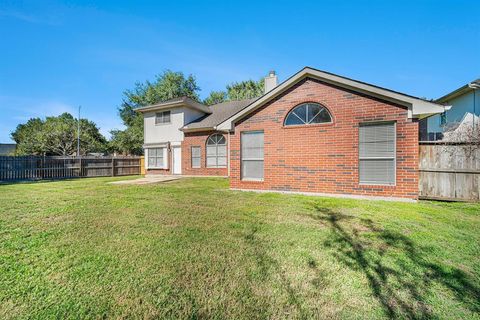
[182,98,255,130]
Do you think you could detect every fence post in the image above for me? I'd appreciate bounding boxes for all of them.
[112,157,115,177]
[79,157,83,177]
[140,156,145,175]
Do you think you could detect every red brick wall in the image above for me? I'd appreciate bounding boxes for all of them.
[182,131,228,176]
[229,78,419,200]
[146,168,170,175]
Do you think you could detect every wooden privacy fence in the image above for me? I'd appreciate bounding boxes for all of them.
[0,156,143,182]
[419,142,480,201]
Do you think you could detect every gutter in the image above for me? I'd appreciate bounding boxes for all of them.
[181,125,232,133]
[180,126,215,133]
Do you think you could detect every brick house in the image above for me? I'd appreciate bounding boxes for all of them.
[136,67,446,201]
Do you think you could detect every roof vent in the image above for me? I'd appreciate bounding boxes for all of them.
[264,70,278,93]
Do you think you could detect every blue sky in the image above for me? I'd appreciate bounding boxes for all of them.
[1,0,479,142]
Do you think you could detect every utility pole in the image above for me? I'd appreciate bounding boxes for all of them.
[77,105,81,156]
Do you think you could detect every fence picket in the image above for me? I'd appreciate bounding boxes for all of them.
[0,156,142,182]
[419,142,480,201]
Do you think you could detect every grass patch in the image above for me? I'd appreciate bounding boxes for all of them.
[0,177,479,319]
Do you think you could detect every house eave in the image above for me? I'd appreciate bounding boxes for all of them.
[217,67,446,131]
[435,81,479,103]
[135,97,212,114]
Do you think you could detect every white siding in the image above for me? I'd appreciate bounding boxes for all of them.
[144,107,205,144]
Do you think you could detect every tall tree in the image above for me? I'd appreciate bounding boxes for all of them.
[226,78,264,100]
[203,91,227,106]
[11,113,107,156]
[119,70,200,127]
[112,70,201,155]
[11,118,46,155]
[203,78,264,106]
[109,126,143,156]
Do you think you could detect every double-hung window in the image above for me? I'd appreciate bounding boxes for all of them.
[191,146,201,168]
[148,148,165,168]
[241,131,264,181]
[155,111,171,125]
[359,122,396,185]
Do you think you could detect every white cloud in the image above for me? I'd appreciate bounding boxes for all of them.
[0,95,76,118]
[0,95,125,141]
[0,9,62,25]
[0,95,78,142]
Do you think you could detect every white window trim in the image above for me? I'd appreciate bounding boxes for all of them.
[241,130,264,181]
[155,110,171,125]
[284,103,333,127]
[146,147,168,169]
[206,134,227,168]
[358,121,396,186]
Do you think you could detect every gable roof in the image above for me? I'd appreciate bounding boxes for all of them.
[436,79,480,103]
[135,96,212,114]
[182,99,255,132]
[217,67,448,131]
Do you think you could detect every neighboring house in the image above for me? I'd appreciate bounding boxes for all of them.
[0,143,16,155]
[137,67,446,201]
[420,79,480,141]
[442,112,479,142]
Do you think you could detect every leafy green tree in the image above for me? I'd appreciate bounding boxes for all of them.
[203,91,227,106]
[109,126,143,156]
[226,78,264,100]
[119,70,200,127]
[203,78,264,106]
[11,118,46,155]
[11,113,107,156]
[112,70,201,155]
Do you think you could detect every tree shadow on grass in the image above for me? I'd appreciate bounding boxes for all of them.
[309,205,480,319]
[243,223,310,319]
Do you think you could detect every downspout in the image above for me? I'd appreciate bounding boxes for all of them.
[227,131,231,177]
[468,82,480,131]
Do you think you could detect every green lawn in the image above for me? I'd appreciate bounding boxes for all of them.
[0,177,479,319]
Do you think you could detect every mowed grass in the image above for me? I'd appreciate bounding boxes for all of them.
[0,177,479,319]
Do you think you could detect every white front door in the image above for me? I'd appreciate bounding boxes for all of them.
[172,146,182,174]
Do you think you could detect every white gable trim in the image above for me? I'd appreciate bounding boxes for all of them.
[217,67,447,131]
[136,97,212,114]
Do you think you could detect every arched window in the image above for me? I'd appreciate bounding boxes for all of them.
[206,134,227,168]
[284,103,332,126]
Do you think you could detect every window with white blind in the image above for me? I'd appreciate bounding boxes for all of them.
[206,134,227,168]
[191,146,201,168]
[148,148,165,168]
[155,111,171,125]
[241,131,264,181]
[359,122,396,185]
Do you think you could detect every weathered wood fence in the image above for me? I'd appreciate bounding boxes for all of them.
[0,156,142,182]
[419,142,480,201]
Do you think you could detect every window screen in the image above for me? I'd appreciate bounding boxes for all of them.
[191,146,201,168]
[359,122,395,185]
[155,111,171,124]
[241,131,264,180]
[148,148,164,168]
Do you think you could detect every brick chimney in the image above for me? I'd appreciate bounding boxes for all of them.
[264,70,278,93]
